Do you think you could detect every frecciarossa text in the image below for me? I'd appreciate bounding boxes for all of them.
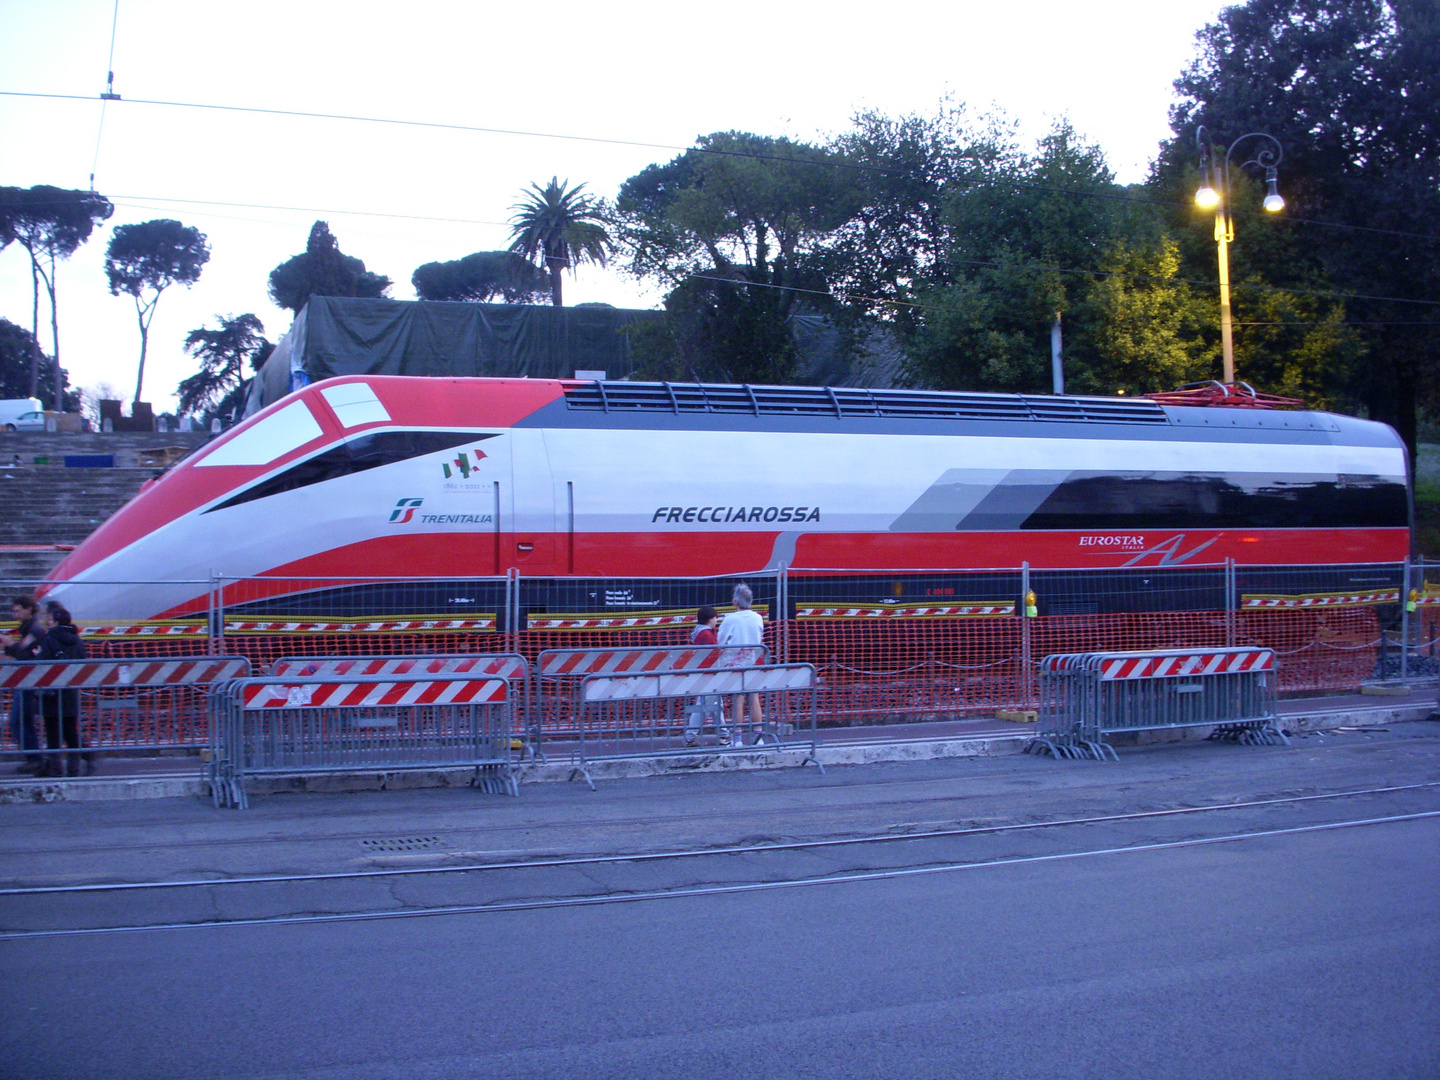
[652,506,822,524]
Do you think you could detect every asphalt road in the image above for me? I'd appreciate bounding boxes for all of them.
[2,724,1438,1079]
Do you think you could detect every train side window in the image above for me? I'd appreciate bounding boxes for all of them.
[204,430,496,513]
[196,401,324,467]
[320,382,391,427]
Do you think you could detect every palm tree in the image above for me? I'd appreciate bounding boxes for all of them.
[507,178,611,306]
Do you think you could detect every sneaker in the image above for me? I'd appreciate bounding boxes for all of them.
[684,734,699,747]
[717,732,732,746]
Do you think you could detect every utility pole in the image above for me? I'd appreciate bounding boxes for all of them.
[1050,313,1064,395]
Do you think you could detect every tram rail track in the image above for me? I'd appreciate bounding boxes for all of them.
[3,779,1437,898]
[3,730,1436,864]
[2,808,1436,941]
[2,781,1438,941]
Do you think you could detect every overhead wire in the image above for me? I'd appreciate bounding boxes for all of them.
[2,88,1438,244]
[682,267,1440,319]
[3,87,1436,326]
[86,0,122,191]
[26,188,1440,313]
[110,193,510,229]
[1235,320,1440,327]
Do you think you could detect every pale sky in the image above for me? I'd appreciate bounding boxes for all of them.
[0,0,1231,412]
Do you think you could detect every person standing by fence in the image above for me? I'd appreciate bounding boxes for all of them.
[684,605,728,747]
[36,602,89,777]
[717,584,765,746]
[1,595,45,773]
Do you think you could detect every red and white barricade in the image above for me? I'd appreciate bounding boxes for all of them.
[536,643,767,679]
[0,656,251,691]
[0,656,253,761]
[269,653,528,681]
[1032,647,1282,762]
[567,662,821,787]
[531,643,771,757]
[211,672,518,809]
[1097,649,1275,681]
[241,677,508,709]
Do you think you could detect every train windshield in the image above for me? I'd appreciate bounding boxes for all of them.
[204,430,496,513]
[196,401,323,467]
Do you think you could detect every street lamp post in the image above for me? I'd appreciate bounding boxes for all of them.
[1194,127,1285,385]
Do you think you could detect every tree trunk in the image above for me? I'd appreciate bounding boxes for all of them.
[45,258,61,413]
[27,255,40,400]
[548,257,564,307]
[134,303,150,407]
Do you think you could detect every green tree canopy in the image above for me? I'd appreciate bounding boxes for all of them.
[1154,0,1440,450]
[616,132,863,381]
[617,131,861,289]
[0,185,112,401]
[411,250,550,303]
[177,313,270,420]
[507,179,612,307]
[105,218,210,405]
[0,317,73,410]
[905,122,1219,395]
[268,221,392,314]
[821,105,1011,332]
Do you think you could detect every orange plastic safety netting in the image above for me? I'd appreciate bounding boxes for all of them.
[788,608,1379,723]
[4,608,1380,749]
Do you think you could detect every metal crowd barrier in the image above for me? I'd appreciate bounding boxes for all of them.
[1027,647,1284,761]
[568,662,822,789]
[532,643,768,761]
[269,652,534,755]
[0,656,252,769]
[208,672,516,809]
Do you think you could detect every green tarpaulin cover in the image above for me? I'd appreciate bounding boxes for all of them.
[244,296,901,415]
[247,297,659,414]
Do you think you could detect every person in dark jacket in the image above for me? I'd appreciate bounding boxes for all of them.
[36,602,87,777]
[1,595,45,773]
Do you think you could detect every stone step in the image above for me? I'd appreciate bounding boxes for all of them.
[0,551,69,585]
[0,463,159,546]
[0,430,215,587]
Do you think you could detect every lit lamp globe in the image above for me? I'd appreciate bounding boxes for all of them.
[1195,185,1221,209]
[1263,180,1285,212]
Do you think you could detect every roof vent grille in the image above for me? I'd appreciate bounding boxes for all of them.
[563,382,1170,425]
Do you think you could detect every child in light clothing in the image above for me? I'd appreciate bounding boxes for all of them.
[684,605,727,746]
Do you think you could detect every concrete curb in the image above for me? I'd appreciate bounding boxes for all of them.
[0,774,205,804]
[1,699,1432,804]
[1283,701,1435,732]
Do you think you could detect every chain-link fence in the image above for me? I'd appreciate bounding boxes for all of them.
[0,560,1419,761]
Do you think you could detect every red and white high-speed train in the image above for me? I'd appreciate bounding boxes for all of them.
[45,376,1409,621]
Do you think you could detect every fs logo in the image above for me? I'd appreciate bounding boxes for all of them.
[388,497,423,524]
[442,448,488,480]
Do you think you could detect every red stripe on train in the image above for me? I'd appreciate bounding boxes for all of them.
[137,527,1407,619]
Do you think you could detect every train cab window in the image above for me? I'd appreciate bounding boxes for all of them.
[205,430,495,513]
[196,401,324,467]
[320,382,391,427]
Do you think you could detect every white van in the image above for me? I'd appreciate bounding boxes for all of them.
[0,399,43,431]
